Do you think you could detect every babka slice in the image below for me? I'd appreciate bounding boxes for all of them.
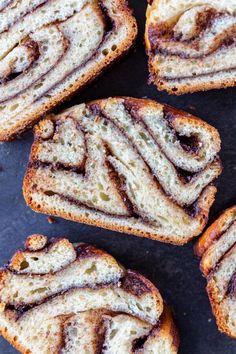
[0,0,137,141]
[145,0,236,94]
[0,234,179,353]
[23,97,222,245]
[195,206,236,338]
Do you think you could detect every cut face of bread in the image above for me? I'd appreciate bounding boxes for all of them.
[0,0,137,141]
[23,97,222,245]
[0,234,179,353]
[195,206,236,338]
[145,0,236,94]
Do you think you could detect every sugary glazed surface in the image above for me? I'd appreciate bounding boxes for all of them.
[145,0,236,94]
[0,234,179,353]
[23,97,222,245]
[0,0,137,140]
[195,206,236,338]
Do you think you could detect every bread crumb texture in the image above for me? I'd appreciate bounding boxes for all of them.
[145,0,236,94]
[0,234,179,353]
[0,0,137,140]
[23,97,222,245]
[195,206,236,338]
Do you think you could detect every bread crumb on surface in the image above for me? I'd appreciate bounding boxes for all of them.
[47,216,56,224]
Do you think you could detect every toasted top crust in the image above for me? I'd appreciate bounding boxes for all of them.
[0,0,137,141]
[0,234,179,353]
[24,97,221,245]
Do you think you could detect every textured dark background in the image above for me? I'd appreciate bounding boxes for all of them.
[0,1,236,353]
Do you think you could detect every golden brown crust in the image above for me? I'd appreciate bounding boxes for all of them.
[195,206,236,338]
[23,172,217,246]
[145,0,236,94]
[156,306,179,352]
[0,327,31,354]
[24,234,48,251]
[23,96,221,245]
[0,0,137,141]
[195,206,236,257]
[158,78,236,96]
[0,235,177,353]
[206,282,236,339]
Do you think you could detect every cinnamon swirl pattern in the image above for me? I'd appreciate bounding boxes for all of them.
[23,97,222,245]
[0,234,179,353]
[195,206,236,338]
[0,0,137,141]
[145,0,236,94]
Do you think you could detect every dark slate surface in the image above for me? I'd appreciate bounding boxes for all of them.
[0,1,236,353]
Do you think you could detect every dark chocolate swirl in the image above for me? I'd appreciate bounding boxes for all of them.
[195,206,236,338]
[0,234,178,353]
[23,97,222,245]
[0,0,137,140]
[145,1,236,94]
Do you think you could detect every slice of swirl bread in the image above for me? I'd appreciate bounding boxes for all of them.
[145,0,236,94]
[195,206,236,338]
[0,0,137,141]
[23,97,222,245]
[0,234,179,353]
